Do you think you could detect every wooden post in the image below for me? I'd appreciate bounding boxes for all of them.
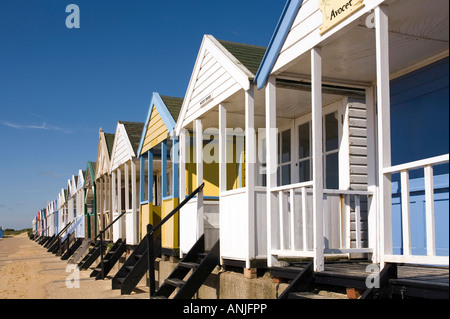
[400,170,411,256]
[195,119,204,240]
[140,155,146,203]
[179,130,186,201]
[375,5,392,268]
[178,131,186,258]
[148,150,153,205]
[311,47,324,272]
[111,171,116,241]
[424,165,435,256]
[131,159,137,245]
[161,140,167,199]
[125,162,129,212]
[172,138,179,199]
[245,84,256,267]
[266,75,278,267]
[219,104,227,193]
[117,167,122,239]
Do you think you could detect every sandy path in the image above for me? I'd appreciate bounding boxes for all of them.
[0,233,149,299]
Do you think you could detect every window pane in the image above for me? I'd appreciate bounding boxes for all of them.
[282,164,291,186]
[281,129,291,163]
[277,166,280,186]
[299,159,310,182]
[277,133,280,165]
[325,152,339,189]
[325,112,338,152]
[298,122,310,159]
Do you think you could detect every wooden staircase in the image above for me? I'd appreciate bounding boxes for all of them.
[77,241,107,270]
[111,235,161,294]
[152,235,220,299]
[61,238,83,260]
[68,238,92,264]
[90,239,126,280]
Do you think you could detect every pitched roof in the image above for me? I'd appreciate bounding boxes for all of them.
[255,0,304,89]
[137,93,183,156]
[84,161,96,188]
[119,121,145,154]
[217,39,267,76]
[104,133,115,158]
[160,95,183,121]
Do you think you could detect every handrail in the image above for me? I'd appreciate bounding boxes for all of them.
[57,219,76,238]
[58,219,77,256]
[147,182,205,297]
[147,183,205,237]
[94,210,126,241]
[96,210,127,279]
[383,154,449,174]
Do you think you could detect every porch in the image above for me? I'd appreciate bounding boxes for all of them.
[256,0,449,272]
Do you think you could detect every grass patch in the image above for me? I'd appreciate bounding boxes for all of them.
[2,228,32,237]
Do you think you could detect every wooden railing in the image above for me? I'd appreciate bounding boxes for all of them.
[382,154,449,265]
[269,182,374,264]
[95,210,126,279]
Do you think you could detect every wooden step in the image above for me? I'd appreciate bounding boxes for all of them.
[179,262,199,269]
[151,296,168,299]
[289,292,344,299]
[165,278,185,288]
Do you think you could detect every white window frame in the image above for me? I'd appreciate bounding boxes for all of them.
[292,99,346,188]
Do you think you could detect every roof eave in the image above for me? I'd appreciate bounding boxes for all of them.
[255,0,304,90]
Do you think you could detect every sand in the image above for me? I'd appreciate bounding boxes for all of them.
[0,233,149,299]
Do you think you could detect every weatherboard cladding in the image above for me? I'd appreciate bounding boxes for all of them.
[182,37,267,129]
[119,121,145,155]
[139,95,183,155]
[84,161,96,188]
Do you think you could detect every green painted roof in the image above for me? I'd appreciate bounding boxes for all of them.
[160,95,183,121]
[84,161,96,188]
[119,121,145,154]
[218,39,267,76]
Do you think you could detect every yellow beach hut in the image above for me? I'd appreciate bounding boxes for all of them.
[137,93,183,256]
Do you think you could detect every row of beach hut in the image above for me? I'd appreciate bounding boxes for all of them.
[31,0,449,299]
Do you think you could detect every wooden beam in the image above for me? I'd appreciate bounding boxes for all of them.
[311,47,324,272]
[375,5,393,266]
[245,85,256,266]
[195,119,204,240]
[219,104,227,193]
[400,170,411,256]
[424,165,436,256]
[266,75,278,268]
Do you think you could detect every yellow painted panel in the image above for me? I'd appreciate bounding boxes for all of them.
[184,139,246,196]
[139,203,161,240]
[161,198,179,250]
[140,105,170,155]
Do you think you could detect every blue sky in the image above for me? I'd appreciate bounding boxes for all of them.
[0,0,285,229]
